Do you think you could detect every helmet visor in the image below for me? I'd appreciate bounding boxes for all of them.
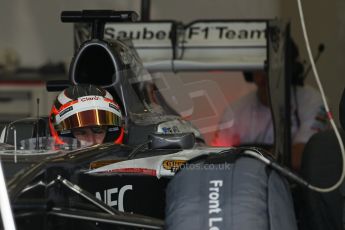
[56,109,121,131]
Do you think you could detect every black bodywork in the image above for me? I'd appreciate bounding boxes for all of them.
[3,143,174,229]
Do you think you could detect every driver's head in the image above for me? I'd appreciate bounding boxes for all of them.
[49,84,123,146]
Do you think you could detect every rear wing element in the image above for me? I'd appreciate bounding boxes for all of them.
[75,20,268,72]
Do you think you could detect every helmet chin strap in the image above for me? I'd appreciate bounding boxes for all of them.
[49,120,65,145]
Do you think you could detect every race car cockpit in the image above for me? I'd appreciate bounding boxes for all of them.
[0,10,203,150]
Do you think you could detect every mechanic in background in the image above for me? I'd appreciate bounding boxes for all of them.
[49,84,124,147]
[212,41,329,171]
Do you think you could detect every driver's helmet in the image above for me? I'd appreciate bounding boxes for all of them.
[49,84,123,145]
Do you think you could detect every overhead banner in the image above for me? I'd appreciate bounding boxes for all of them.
[75,21,268,71]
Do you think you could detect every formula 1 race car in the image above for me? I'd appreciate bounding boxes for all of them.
[0,10,311,230]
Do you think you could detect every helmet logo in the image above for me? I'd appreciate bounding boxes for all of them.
[80,96,100,102]
[59,106,73,117]
[109,103,120,110]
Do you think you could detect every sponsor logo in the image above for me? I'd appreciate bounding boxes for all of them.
[95,185,133,212]
[103,23,266,42]
[105,26,172,41]
[109,103,119,110]
[209,180,223,230]
[80,96,100,102]
[161,126,180,134]
[162,160,186,172]
[311,105,331,131]
[59,106,73,117]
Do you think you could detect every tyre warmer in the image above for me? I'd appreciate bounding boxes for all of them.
[165,149,298,230]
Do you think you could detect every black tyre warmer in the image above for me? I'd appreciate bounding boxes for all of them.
[165,149,297,230]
